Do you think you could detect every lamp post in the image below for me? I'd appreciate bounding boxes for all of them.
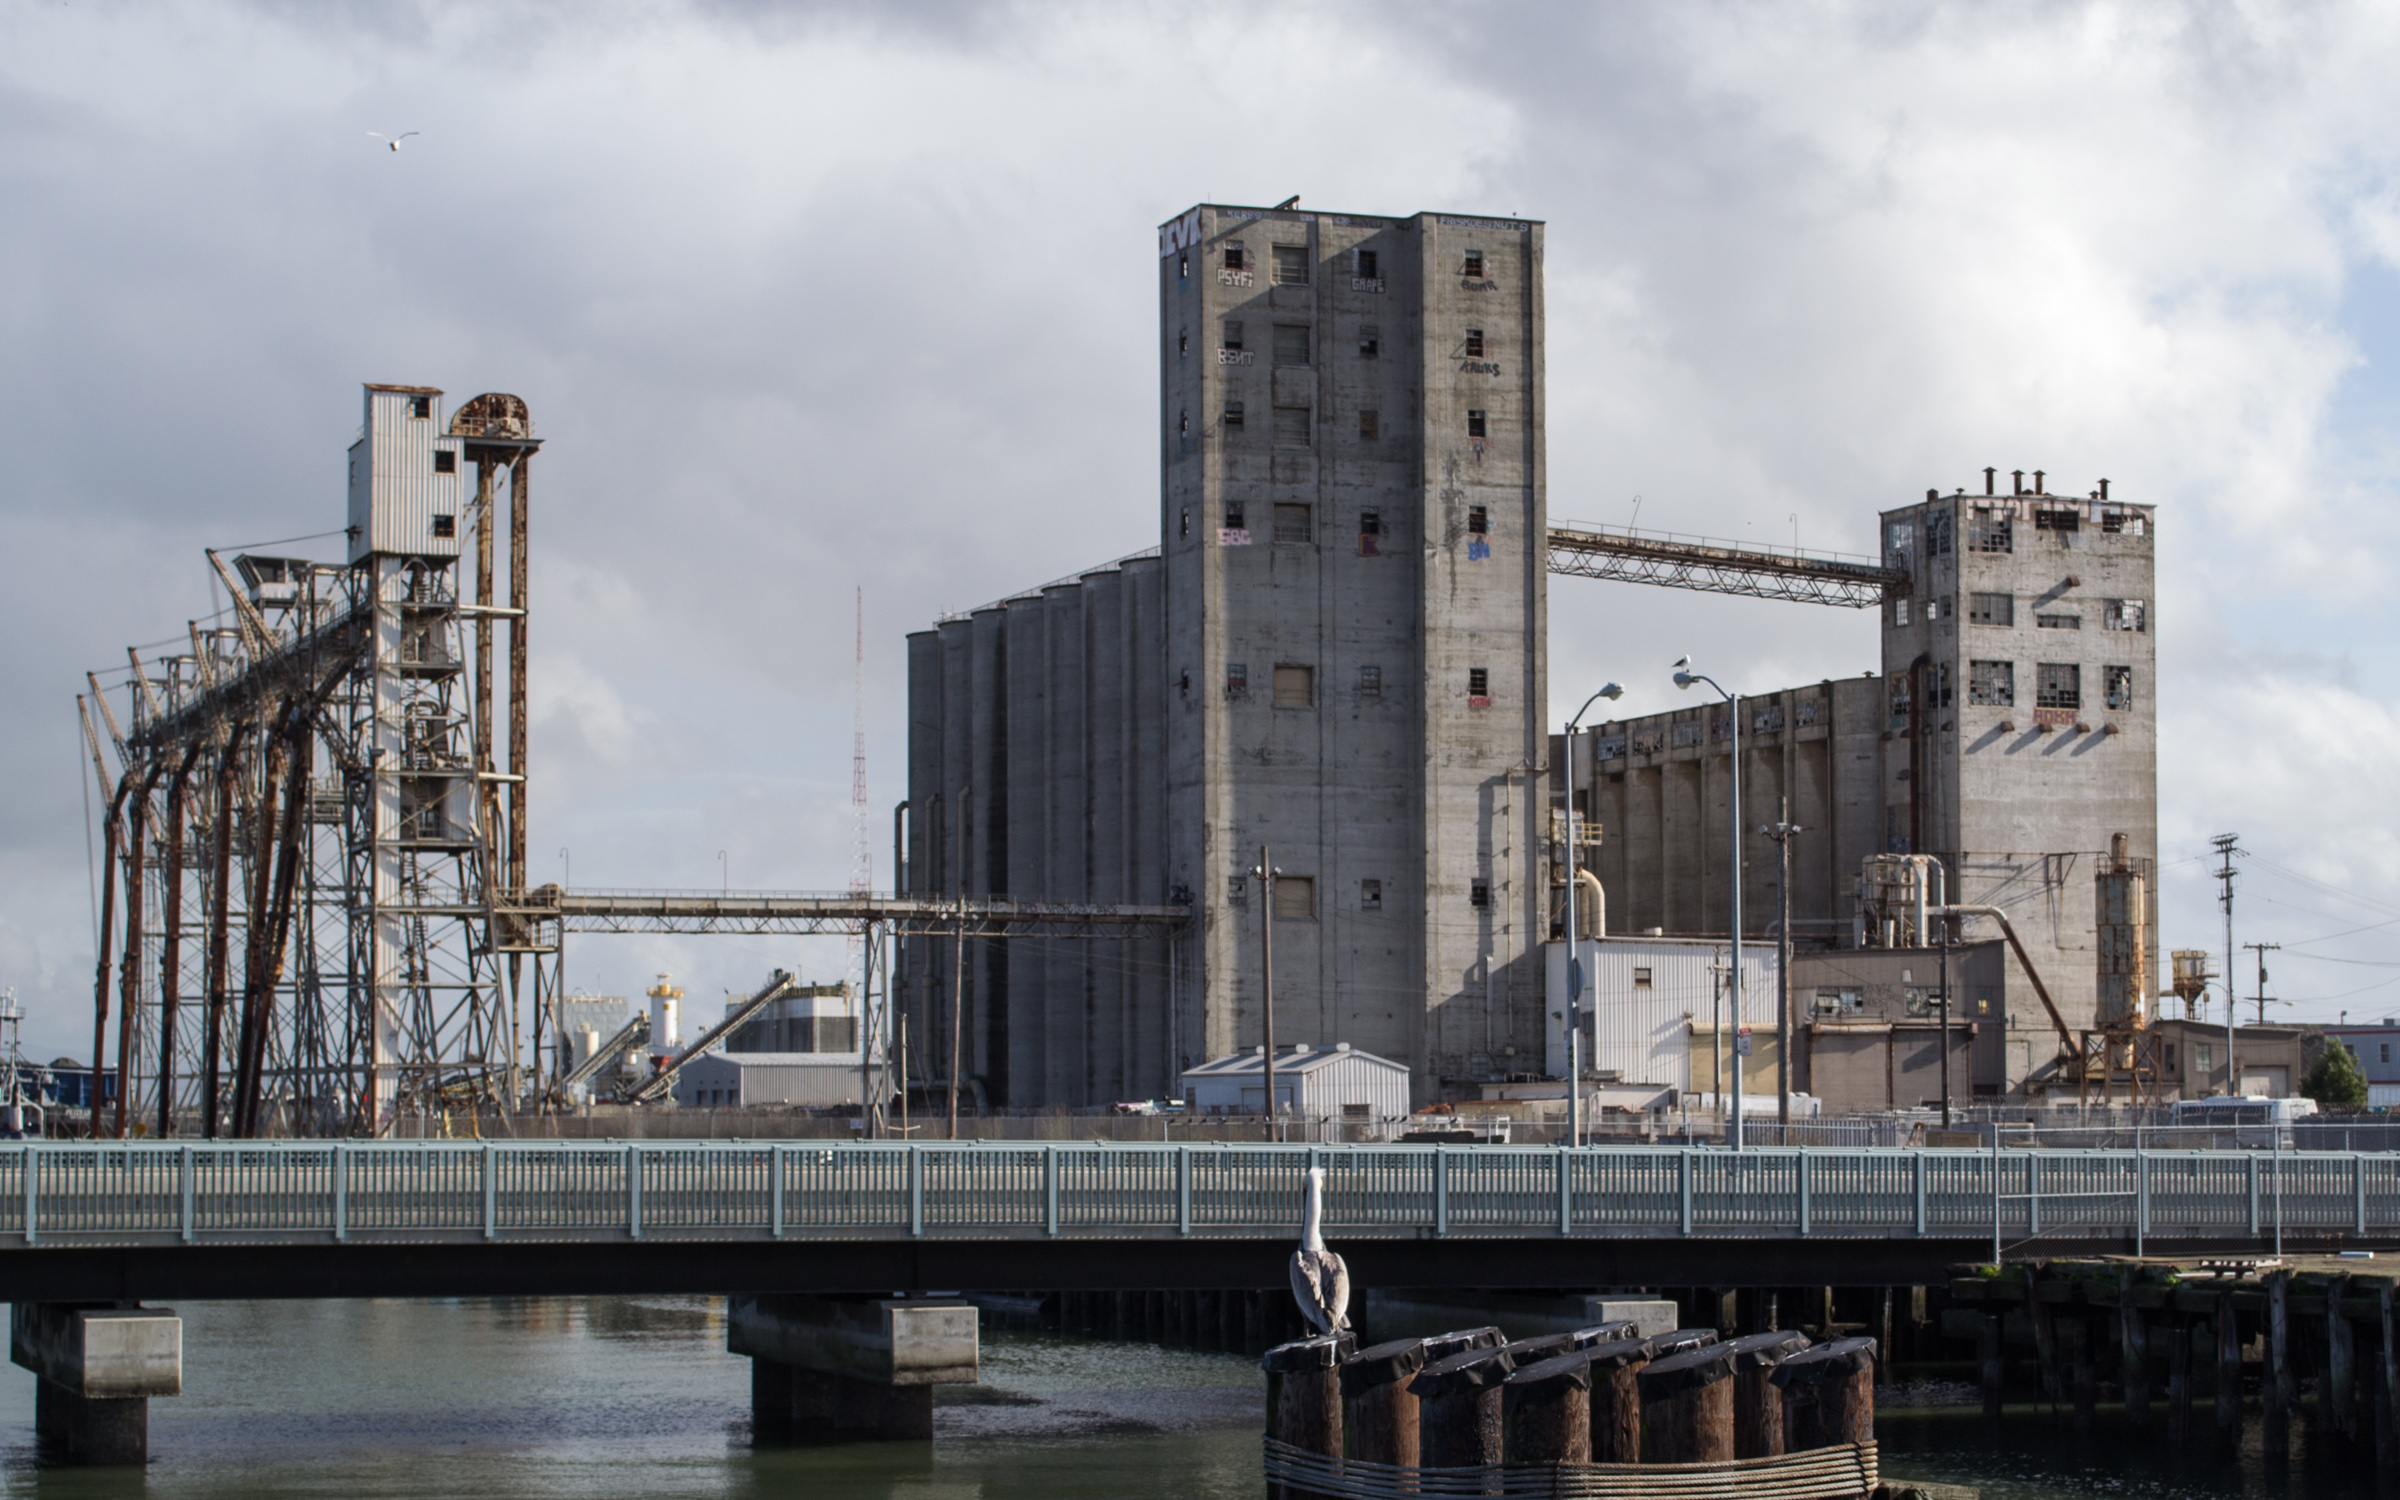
[1562,683,1624,1150]
[1761,803,1803,1130]
[1675,657,1746,1151]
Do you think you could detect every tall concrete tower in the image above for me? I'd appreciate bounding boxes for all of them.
[1878,478,2159,1084]
[1157,203,1550,1101]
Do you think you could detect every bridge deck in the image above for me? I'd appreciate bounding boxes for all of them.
[4,1142,2389,1250]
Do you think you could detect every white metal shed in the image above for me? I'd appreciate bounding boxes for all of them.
[673,1051,864,1109]
[1179,1043,1411,1122]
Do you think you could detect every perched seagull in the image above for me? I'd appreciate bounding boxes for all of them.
[365,132,420,152]
[1288,1165,1350,1335]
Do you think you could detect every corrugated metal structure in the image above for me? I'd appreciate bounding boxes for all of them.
[1543,937,1778,1093]
[673,1052,866,1109]
[1178,1043,1411,1122]
[346,385,466,563]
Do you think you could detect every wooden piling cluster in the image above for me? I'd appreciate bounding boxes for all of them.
[1946,1253,2400,1461]
[1264,1322,1874,1494]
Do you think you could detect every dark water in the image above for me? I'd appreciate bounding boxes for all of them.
[0,1298,2377,1498]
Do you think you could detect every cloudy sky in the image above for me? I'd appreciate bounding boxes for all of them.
[6,0,2400,1058]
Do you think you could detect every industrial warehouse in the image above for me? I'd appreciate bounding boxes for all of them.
[899,199,2168,1117]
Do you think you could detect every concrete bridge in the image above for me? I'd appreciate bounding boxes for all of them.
[6,1140,2395,1301]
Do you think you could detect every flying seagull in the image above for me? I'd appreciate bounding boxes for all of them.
[365,132,420,152]
[1288,1165,1350,1335]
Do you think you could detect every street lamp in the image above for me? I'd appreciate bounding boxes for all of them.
[1562,683,1624,1150]
[1674,656,1746,1151]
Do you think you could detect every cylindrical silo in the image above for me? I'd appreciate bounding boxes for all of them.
[1004,594,1050,1107]
[1082,568,1127,1101]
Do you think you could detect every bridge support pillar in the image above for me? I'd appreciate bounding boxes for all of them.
[729,1294,976,1446]
[10,1303,181,1466]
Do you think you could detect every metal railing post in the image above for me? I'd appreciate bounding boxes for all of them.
[333,1143,347,1242]
[1434,1149,1449,1239]
[1798,1151,1812,1237]
[2136,1150,2148,1257]
[1177,1147,1192,1237]
[1556,1146,1571,1237]
[1680,1149,1694,1236]
[2248,1153,2260,1239]
[20,1145,33,1247]
[1044,1147,1059,1238]
[909,1146,924,1238]
[2028,1153,2041,1239]
[483,1142,498,1241]
[628,1146,643,1240]
[2358,1154,2369,1238]
[180,1145,195,1244]
[1913,1151,1927,1237]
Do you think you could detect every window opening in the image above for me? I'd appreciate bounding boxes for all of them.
[1272,406,1311,447]
[2104,599,2146,632]
[1225,662,1248,700]
[1273,876,1316,919]
[1925,508,1953,554]
[1225,502,1245,531]
[2036,611,2081,630]
[431,515,456,538]
[1924,663,1952,709]
[1178,254,1189,280]
[2105,665,2134,711]
[1359,664,1382,696]
[1969,592,2014,626]
[2035,663,2081,710]
[1464,329,1485,357]
[1178,329,1189,357]
[1358,324,1380,359]
[1223,243,1246,272]
[433,450,456,474]
[1227,874,1248,904]
[1178,410,1189,438]
[1272,245,1310,285]
[1462,250,1484,277]
[1469,881,1490,908]
[2034,506,2081,532]
[1815,988,1864,1015]
[1968,509,2014,553]
[1893,598,1909,627]
[408,395,431,419]
[1360,509,1381,536]
[1179,506,1190,539]
[1273,664,1315,707]
[1273,323,1310,365]
[1223,401,1245,431]
[1968,660,2015,706]
[1355,249,1378,279]
[1467,667,1490,705]
[1361,878,1382,911]
[1223,320,1244,351]
[1466,410,1487,439]
[1358,410,1379,441]
[1273,503,1312,543]
[1633,968,1653,988]
[1467,506,1488,535]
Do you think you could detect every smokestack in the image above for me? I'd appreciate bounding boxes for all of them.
[1983,467,1996,496]
[2034,469,2046,495]
[2011,469,2024,496]
[2098,478,2110,500]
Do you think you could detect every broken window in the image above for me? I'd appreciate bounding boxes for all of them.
[408,395,431,419]
[1355,248,1379,279]
[1968,660,2015,706]
[433,450,456,474]
[1223,401,1244,431]
[1672,721,1704,748]
[2100,509,2145,535]
[1798,699,1821,725]
[1968,509,2013,553]
[1272,244,1310,285]
[1273,503,1312,543]
[1225,502,1245,531]
[1273,664,1315,707]
[1223,243,1246,272]
[1462,250,1485,277]
[1814,988,1863,1016]
[2035,611,2081,630]
[1227,874,1249,904]
[1222,320,1243,351]
[1923,598,1944,623]
[2035,662,2081,710]
[431,515,456,539]
[1469,881,1490,908]
[1467,506,1488,535]
[1467,410,1487,439]
[1225,662,1249,699]
[2105,665,2134,711]
[1465,329,1485,357]
[1273,406,1311,447]
[1925,662,1952,709]
[2034,506,2081,532]
[1360,878,1382,911]
[1468,667,1490,703]
[1273,324,1310,365]
[1360,508,1381,537]
[1359,664,1382,695]
[1924,508,1953,555]
[1358,324,1380,359]
[1969,592,2014,626]
[1358,410,1379,441]
[2104,599,2146,632]
[1273,875,1315,919]
[1884,521,1914,570]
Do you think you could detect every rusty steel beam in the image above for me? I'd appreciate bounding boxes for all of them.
[202,726,247,1140]
[158,745,200,1138]
[1546,525,1903,608]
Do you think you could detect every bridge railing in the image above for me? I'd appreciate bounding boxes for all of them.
[2,1142,2392,1248]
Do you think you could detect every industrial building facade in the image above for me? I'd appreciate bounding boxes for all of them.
[1572,483,2159,1093]
[904,200,2161,1111]
[905,202,1548,1109]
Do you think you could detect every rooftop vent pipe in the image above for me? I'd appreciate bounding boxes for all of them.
[2011,469,2025,496]
[2099,478,2110,500]
[1984,467,1996,496]
[2034,470,2046,495]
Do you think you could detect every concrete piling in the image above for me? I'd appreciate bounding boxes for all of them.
[10,1304,182,1466]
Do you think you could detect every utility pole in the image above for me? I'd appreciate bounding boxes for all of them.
[1761,802,1803,1129]
[2213,834,2240,1096]
[1253,845,1280,1141]
[1938,901,1952,1130]
[2244,942,2281,1027]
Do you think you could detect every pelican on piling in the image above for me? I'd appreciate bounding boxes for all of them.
[1289,1165,1351,1334]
